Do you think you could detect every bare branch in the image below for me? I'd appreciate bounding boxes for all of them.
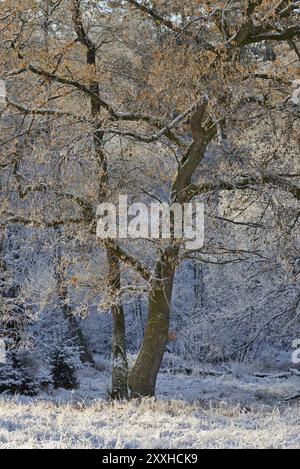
[190,174,300,201]
[6,98,89,123]
[125,0,179,32]
[104,240,151,282]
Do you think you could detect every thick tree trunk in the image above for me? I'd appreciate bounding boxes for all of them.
[128,103,214,396]
[111,302,128,399]
[128,247,177,397]
[107,249,128,399]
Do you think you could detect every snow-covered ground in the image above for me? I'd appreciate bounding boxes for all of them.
[0,394,300,449]
[0,363,300,449]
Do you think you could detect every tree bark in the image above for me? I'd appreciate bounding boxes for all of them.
[108,249,128,399]
[128,246,177,397]
[111,302,128,399]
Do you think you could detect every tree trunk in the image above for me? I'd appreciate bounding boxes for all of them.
[72,8,129,397]
[111,302,128,399]
[128,247,177,397]
[108,249,128,399]
[86,44,128,399]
